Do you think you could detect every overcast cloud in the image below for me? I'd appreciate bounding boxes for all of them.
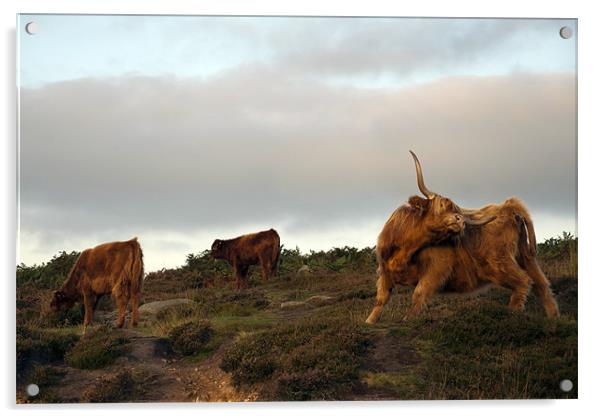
[18,16,577,270]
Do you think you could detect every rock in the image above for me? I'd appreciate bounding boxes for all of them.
[305,295,334,306]
[280,300,306,309]
[280,295,334,309]
[137,298,195,317]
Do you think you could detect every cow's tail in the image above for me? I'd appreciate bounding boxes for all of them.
[129,238,144,298]
[511,199,537,258]
[271,230,281,276]
[510,201,560,318]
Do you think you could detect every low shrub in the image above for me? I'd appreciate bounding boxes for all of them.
[17,251,80,289]
[65,326,129,369]
[17,326,79,376]
[168,320,214,356]
[220,318,371,400]
[275,369,344,401]
[415,302,578,399]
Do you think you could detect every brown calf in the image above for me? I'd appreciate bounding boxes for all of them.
[50,238,144,333]
[211,229,280,289]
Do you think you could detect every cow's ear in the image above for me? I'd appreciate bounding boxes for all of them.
[409,195,430,215]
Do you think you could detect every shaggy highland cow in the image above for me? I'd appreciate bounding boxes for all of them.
[365,152,559,324]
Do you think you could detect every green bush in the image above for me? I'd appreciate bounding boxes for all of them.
[279,246,376,275]
[41,305,85,328]
[17,251,80,289]
[168,320,213,356]
[537,232,578,279]
[275,369,344,401]
[220,318,371,400]
[178,250,231,287]
[279,247,305,273]
[425,302,549,351]
[65,326,129,369]
[17,326,79,376]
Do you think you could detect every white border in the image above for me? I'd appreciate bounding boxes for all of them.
[2,1,600,417]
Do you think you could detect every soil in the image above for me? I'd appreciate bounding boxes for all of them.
[24,328,254,403]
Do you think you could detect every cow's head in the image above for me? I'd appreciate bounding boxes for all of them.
[408,151,494,242]
[50,290,76,311]
[211,239,226,259]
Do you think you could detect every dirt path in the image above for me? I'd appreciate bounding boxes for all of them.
[47,329,250,403]
[185,341,258,402]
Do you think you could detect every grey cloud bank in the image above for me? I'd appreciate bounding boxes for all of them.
[19,70,576,270]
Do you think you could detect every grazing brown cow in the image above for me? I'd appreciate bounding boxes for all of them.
[211,229,280,289]
[365,152,558,324]
[50,238,144,333]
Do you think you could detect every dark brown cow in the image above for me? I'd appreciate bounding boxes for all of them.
[50,238,144,333]
[211,229,280,289]
[365,153,558,324]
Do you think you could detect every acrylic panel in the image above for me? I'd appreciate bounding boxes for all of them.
[16,14,577,403]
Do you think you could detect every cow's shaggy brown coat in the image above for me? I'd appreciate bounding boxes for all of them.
[211,229,280,289]
[50,238,144,332]
[366,153,559,324]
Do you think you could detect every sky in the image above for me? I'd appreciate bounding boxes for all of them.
[17,15,577,271]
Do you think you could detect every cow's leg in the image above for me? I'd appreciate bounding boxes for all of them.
[366,273,393,324]
[130,291,140,327]
[115,297,127,328]
[111,278,130,328]
[232,263,241,290]
[489,263,532,312]
[404,264,451,320]
[239,265,250,289]
[524,258,560,318]
[82,292,96,335]
[259,256,271,282]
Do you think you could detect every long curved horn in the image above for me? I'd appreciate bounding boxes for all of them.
[459,207,481,216]
[409,150,435,199]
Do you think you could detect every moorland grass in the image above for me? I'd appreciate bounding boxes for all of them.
[220,316,372,400]
[17,326,79,377]
[65,325,129,369]
[168,320,214,356]
[16,238,578,401]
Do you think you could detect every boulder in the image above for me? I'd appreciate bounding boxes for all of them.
[280,295,334,309]
[138,298,195,317]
